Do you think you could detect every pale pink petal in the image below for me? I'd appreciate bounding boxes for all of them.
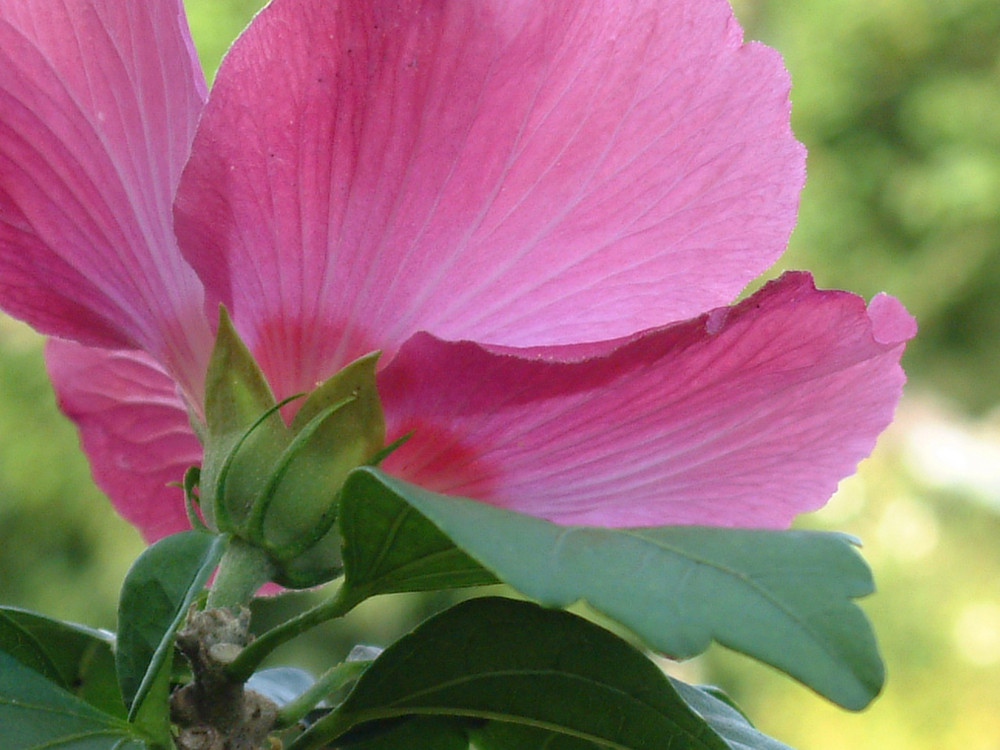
[378,272,914,528]
[0,1,212,398]
[45,339,201,542]
[175,0,803,399]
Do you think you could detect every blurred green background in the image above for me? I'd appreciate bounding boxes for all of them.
[2,1,999,748]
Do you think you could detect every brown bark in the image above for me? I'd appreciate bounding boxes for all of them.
[170,608,278,750]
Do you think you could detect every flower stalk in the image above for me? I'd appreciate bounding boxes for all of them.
[227,583,366,683]
[206,536,277,610]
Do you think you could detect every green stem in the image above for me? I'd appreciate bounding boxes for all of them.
[206,537,276,610]
[274,659,373,730]
[226,582,366,682]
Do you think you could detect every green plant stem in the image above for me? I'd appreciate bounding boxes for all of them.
[274,659,374,730]
[227,582,365,682]
[206,536,276,610]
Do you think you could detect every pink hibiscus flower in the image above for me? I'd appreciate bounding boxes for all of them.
[0,0,913,544]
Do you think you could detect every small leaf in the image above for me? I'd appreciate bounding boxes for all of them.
[339,471,497,596]
[670,681,794,750]
[694,685,752,721]
[129,654,174,747]
[0,651,149,750]
[473,684,795,750]
[0,607,122,717]
[116,531,225,733]
[290,597,727,750]
[247,667,316,707]
[342,468,883,710]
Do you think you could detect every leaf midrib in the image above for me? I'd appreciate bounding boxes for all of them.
[345,667,722,749]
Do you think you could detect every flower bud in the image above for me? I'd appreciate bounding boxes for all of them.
[191,310,385,588]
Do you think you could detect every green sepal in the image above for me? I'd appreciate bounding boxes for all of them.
[182,466,209,532]
[213,393,304,535]
[270,521,345,589]
[200,307,287,531]
[204,307,277,440]
[258,351,385,558]
[367,431,412,467]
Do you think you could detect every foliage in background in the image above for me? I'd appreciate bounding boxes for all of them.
[740,0,1000,413]
[0,0,998,748]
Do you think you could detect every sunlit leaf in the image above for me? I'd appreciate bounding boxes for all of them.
[669,681,794,750]
[339,472,497,595]
[341,468,883,709]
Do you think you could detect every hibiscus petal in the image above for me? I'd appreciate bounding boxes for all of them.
[176,0,804,397]
[0,1,211,395]
[378,272,915,529]
[45,339,202,542]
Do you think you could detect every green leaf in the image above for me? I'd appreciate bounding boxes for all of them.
[336,717,470,749]
[474,684,795,750]
[669,682,794,750]
[129,658,174,748]
[473,722,604,749]
[693,686,752,721]
[0,607,122,718]
[0,651,149,750]
[342,468,884,710]
[289,597,728,750]
[116,530,225,739]
[339,470,498,596]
